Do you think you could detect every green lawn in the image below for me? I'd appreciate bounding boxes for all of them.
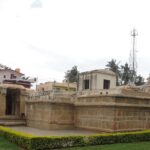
[63,142,150,150]
[0,136,22,150]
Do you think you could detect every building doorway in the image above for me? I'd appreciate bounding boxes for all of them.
[6,88,20,115]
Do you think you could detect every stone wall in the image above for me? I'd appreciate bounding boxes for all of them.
[74,106,115,132]
[75,94,150,132]
[26,101,74,129]
[25,89,150,132]
[113,96,150,132]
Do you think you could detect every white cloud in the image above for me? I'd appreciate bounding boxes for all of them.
[31,0,42,8]
[0,0,150,83]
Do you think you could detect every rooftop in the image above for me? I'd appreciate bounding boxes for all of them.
[80,69,116,76]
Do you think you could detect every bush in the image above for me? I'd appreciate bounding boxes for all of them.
[0,126,32,150]
[0,126,86,150]
[88,131,150,146]
[30,136,85,150]
[1,126,150,150]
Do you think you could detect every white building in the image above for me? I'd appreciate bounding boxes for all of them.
[0,68,24,84]
[78,69,116,91]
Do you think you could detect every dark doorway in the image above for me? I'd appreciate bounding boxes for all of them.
[103,80,110,89]
[83,79,90,89]
[6,88,20,115]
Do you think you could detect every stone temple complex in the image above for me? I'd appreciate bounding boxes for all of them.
[0,69,150,132]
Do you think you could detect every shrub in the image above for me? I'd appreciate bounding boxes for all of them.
[1,126,150,150]
[0,126,32,150]
[88,131,150,146]
[30,136,85,150]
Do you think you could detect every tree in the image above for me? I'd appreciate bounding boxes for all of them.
[135,75,145,86]
[106,59,120,85]
[106,59,145,86]
[65,66,79,83]
[121,63,131,85]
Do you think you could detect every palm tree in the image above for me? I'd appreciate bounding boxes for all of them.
[106,59,120,85]
[121,63,131,85]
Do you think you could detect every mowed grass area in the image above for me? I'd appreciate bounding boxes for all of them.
[0,136,22,150]
[63,142,150,150]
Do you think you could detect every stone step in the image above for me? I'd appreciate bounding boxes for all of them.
[0,120,26,126]
[0,115,26,126]
[0,115,25,120]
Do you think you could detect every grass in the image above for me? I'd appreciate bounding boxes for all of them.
[0,136,22,150]
[63,142,150,150]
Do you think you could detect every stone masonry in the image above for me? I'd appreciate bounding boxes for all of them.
[25,88,150,132]
[0,83,150,132]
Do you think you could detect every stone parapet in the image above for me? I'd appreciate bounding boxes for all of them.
[77,88,122,96]
[77,87,150,98]
[75,95,150,108]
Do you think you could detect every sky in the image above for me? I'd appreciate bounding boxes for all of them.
[0,0,150,84]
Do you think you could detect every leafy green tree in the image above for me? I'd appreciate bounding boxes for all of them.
[106,59,120,85]
[121,63,131,85]
[135,75,145,86]
[65,66,79,83]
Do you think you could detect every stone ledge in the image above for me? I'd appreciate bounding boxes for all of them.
[77,94,150,99]
[74,102,150,108]
[26,100,74,105]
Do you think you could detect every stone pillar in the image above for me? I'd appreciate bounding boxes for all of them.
[0,88,6,116]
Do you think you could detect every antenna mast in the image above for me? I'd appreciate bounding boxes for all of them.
[129,28,138,84]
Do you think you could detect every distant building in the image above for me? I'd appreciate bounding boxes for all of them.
[36,81,77,92]
[0,64,34,88]
[0,68,24,83]
[78,69,116,91]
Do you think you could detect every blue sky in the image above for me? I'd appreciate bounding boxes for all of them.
[0,0,150,83]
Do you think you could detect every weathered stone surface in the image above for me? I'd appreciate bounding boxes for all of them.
[0,94,6,116]
[1,84,150,132]
[26,102,74,129]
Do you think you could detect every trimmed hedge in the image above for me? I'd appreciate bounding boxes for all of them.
[30,136,85,150]
[0,126,150,150]
[0,126,33,149]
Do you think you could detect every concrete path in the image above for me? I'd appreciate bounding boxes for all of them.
[9,126,101,136]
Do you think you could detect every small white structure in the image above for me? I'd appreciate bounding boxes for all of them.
[78,69,116,91]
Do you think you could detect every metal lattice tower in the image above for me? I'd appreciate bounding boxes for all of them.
[129,28,138,84]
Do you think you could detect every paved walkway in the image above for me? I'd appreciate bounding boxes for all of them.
[9,126,101,136]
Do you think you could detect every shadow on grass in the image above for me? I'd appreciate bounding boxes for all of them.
[0,136,22,150]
